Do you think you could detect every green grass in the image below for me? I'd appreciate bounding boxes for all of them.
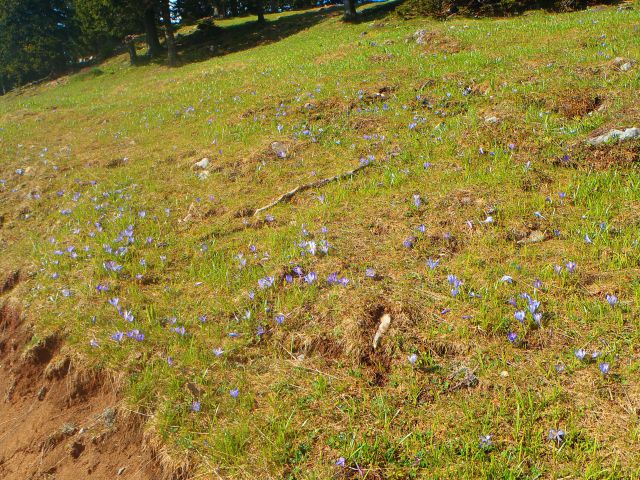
[1,2,640,477]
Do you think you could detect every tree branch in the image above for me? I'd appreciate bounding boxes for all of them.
[253,162,372,217]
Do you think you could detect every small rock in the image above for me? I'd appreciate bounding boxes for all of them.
[196,170,210,180]
[484,116,499,124]
[612,57,635,71]
[117,466,127,475]
[500,370,509,378]
[587,127,640,146]
[37,386,47,401]
[102,407,116,428]
[193,158,209,169]
[517,230,546,245]
[61,422,78,436]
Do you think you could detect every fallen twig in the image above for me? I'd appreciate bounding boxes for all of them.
[253,162,372,216]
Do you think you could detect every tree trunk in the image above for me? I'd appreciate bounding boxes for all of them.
[343,0,357,21]
[125,36,139,66]
[160,0,178,67]
[229,0,238,17]
[143,6,162,57]
[256,0,266,24]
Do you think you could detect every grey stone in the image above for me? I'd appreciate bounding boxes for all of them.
[587,127,640,146]
[193,158,209,169]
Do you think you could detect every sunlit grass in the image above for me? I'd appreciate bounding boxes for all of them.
[1,2,640,477]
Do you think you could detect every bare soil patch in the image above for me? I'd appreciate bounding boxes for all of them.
[0,298,174,480]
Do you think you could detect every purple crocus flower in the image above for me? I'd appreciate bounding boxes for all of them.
[574,349,587,360]
[566,261,576,273]
[403,237,415,249]
[173,326,186,336]
[479,435,493,449]
[191,401,201,412]
[408,353,418,365]
[599,362,610,375]
[548,429,566,445]
[213,347,224,357]
[507,332,518,343]
[89,339,99,348]
[426,258,439,270]
[258,276,274,289]
[514,311,526,323]
[275,314,285,324]
[606,294,617,307]
[304,272,317,284]
[230,388,239,398]
[336,457,346,468]
[533,313,543,326]
[365,268,376,278]
[413,194,422,208]
[111,331,124,342]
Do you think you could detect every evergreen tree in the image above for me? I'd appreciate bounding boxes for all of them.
[0,0,78,90]
[73,0,141,58]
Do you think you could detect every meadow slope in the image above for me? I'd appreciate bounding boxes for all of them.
[1,3,640,478]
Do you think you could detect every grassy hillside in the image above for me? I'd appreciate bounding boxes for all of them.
[1,3,640,477]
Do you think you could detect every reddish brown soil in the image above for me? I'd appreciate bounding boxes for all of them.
[0,297,164,480]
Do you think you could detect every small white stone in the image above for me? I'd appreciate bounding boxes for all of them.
[194,158,210,169]
[196,170,210,180]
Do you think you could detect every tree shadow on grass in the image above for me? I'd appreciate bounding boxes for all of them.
[174,6,341,65]
[169,1,405,66]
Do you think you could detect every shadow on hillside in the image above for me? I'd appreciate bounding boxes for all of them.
[168,1,404,66]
